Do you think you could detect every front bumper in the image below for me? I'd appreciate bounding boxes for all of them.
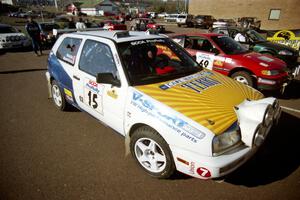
[257,76,290,91]
[171,99,281,179]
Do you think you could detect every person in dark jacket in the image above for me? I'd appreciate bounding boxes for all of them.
[25,17,42,56]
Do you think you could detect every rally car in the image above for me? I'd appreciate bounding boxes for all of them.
[171,33,289,92]
[46,30,281,179]
[212,27,300,78]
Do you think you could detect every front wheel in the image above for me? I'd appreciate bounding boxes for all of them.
[231,71,254,88]
[130,126,175,179]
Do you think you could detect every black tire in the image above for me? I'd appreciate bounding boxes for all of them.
[177,24,181,27]
[51,80,68,111]
[130,126,175,179]
[231,71,254,88]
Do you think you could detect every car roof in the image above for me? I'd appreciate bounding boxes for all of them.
[170,33,222,38]
[66,30,166,43]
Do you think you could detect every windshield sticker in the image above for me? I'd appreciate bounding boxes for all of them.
[258,56,274,62]
[159,71,220,93]
[130,39,165,46]
[131,91,206,143]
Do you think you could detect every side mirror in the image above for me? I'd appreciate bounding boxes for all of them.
[96,73,121,87]
[212,48,220,55]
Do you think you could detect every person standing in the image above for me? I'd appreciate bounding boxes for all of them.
[25,16,42,56]
[76,17,86,31]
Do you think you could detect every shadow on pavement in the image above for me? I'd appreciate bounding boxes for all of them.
[0,68,47,74]
[225,111,300,187]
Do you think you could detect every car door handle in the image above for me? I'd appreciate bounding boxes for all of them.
[73,75,80,80]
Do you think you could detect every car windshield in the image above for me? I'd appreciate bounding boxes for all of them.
[211,35,248,55]
[117,38,201,86]
[0,26,18,33]
[246,29,266,42]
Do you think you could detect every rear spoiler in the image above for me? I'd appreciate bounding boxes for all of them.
[53,28,106,38]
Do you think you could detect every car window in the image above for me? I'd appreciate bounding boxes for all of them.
[56,37,82,65]
[211,35,248,54]
[186,36,214,52]
[79,39,118,78]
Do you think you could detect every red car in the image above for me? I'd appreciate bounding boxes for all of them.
[130,18,165,33]
[171,33,289,91]
[101,20,127,31]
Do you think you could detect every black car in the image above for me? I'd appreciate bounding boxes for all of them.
[212,26,300,77]
[192,15,214,29]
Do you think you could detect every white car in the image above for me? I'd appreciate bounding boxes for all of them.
[0,23,31,50]
[45,30,281,179]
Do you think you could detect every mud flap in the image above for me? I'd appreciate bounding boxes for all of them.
[45,72,52,99]
[124,133,131,157]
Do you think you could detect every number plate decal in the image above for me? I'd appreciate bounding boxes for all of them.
[84,78,104,114]
[196,52,214,70]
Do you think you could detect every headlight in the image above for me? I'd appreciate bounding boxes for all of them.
[212,123,241,156]
[263,105,274,127]
[261,70,280,76]
[278,50,293,56]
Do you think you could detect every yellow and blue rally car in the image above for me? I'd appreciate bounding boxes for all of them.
[46,30,281,179]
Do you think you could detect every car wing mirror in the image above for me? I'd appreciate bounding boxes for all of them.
[96,73,121,87]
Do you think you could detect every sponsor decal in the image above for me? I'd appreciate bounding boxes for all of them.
[85,80,102,94]
[63,53,76,64]
[267,30,300,50]
[130,39,165,46]
[189,162,195,174]
[64,88,73,102]
[213,60,224,67]
[159,71,214,90]
[107,89,118,99]
[197,167,211,178]
[131,91,206,143]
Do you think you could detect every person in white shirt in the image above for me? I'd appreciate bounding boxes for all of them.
[234,32,246,42]
[76,17,86,30]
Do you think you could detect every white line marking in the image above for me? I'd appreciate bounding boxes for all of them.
[280,106,300,114]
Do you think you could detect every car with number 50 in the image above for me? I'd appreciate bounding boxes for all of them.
[46,30,281,179]
[171,33,289,92]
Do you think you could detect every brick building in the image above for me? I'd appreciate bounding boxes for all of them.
[188,0,300,30]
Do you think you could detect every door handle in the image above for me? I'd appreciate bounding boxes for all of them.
[73,75,80,80]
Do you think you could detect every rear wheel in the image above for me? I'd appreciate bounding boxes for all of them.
[130,126,175,179]
[231,71,254,88]
[51,80,68,111]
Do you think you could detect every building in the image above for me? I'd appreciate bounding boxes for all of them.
[188,0,300,30]
[95,0,120,15]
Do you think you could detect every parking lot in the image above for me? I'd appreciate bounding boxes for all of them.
[0,24,300,200]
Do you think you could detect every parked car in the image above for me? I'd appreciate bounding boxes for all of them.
[130,18,165,33]
[0,23,31,50]
[38,22,60,48]
[46,30,280,179]
[238,17,261,30]
[101,20,127,31]
[212,27,300,78]
[192,15,214,29]
[171,33,289,91]
[212,18,237,29]
[164,13,179,22]
[176,14,194,27]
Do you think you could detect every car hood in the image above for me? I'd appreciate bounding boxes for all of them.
[0,33,27,38]
[230,52,286,69]
[134,70,263,135]
[255,40,296,53]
